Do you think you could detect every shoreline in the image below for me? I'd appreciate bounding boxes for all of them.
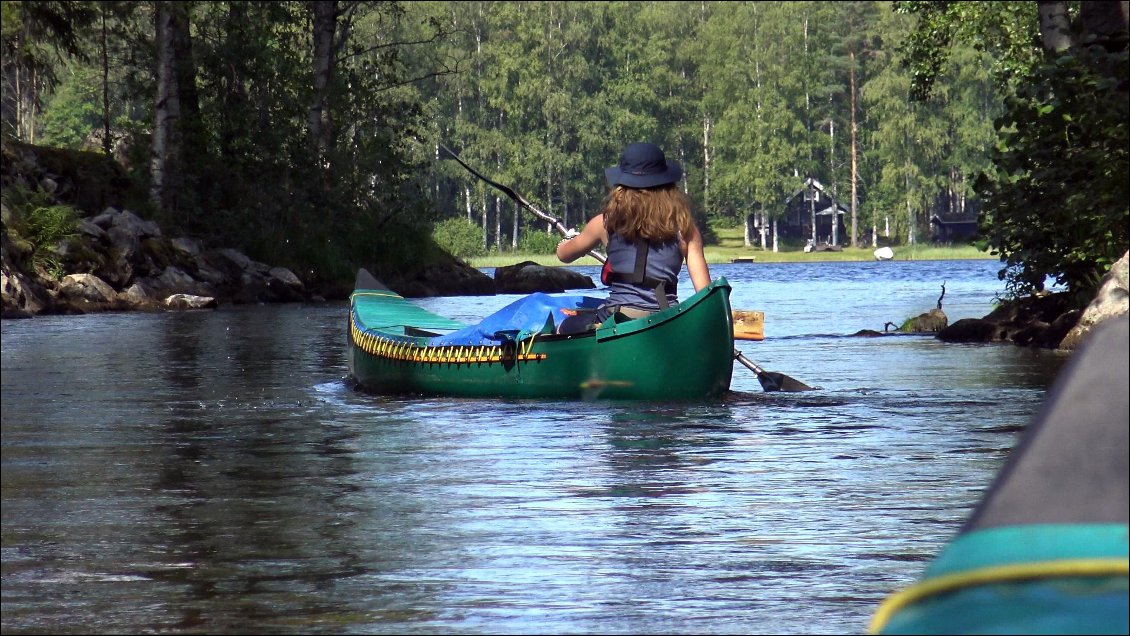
[470,248,997,269]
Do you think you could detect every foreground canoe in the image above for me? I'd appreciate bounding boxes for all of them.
[347,269,735,400]
[870,315,1129,635]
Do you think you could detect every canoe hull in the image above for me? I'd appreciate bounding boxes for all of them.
[348,278,735,400]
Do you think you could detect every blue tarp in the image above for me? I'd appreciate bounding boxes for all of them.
[427,293,605,346]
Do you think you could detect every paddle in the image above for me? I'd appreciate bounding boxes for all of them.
[438,142,815,392]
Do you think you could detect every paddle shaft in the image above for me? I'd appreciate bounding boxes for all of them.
[438,142,812,392]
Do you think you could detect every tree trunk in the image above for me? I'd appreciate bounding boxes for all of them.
[309,1,337,167]
[702,114,711,212]
[151,2,183,212]
[100,7,111,156]
[809,182,817,244]
[830,116,838,247]
[1037,1,1073,52]
[1079,0,1129,48]
[905,173,916,245]
[480,190,488,251]
[150,1,198,218]
[494,197,503,249]
[7,22,40,144]
[849,49,860,248]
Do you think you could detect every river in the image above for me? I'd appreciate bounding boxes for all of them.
[1,259,1069,634]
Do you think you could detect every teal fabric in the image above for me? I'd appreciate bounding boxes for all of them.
[879,523,1129,635]
[880,576,1128,635]
[353,292,466,333]
[925,523,1128,578]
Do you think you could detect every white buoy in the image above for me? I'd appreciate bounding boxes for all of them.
[874,246,894,261]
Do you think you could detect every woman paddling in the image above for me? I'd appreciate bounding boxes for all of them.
[555,142,712,334]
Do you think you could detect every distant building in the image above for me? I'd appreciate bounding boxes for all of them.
[781,177,848,246]
[929,214,979,243]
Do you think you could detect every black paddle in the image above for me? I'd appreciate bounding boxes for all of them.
[438,142,816,393]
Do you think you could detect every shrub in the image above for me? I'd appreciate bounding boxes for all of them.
[432,217,485,259]
[975,44,1129,304]
[2,184,80,279]
[518,230,560,255]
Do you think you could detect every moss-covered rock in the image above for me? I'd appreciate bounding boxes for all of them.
[1,137,147,216]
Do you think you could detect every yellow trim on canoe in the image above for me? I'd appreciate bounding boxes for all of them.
[352,290,402,299]
[869,558,1130,634]
[350,316,546,365]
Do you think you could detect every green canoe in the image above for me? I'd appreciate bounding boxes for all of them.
[347,269,735,400]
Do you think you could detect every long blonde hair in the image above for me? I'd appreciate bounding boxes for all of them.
[601,184,696,243]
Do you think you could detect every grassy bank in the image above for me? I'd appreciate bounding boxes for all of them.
[468,224,993,268]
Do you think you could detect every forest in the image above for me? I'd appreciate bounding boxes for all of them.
[2,1,1126,303]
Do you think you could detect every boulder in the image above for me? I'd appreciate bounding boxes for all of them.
[901,307,948,333]
[392,260,497,298]
[937,291,1078,348]
[118,282,162,311]
[1,228,52,317]
[59,273,116,303]
[265,266,306,302]
[1,266,52,318]
[1058,251,1129,351]
[494,261,597,294]
[164,294,218,310]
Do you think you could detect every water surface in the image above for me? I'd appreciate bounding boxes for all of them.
[2,260,1069,634]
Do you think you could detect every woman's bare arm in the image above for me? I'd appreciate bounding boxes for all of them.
[556,215,608,263]
[684,224,712,291]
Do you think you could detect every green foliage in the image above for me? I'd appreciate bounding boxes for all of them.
[1,182,79,279]
[1,0,100,142]
[517,229,560,255]
[14,0,1121,299]
[975,44,1130,303]
[894,1,1041,101]
[37,63,101,148]
[432,217,485,259]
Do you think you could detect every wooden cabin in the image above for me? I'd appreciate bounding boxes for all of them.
[930,214,979,243]
[781,177,848,246]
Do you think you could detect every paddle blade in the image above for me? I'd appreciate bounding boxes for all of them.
[763,372,817,392]
[735,351,817,392]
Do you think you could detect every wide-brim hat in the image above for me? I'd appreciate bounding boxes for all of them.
[605,142,683,189]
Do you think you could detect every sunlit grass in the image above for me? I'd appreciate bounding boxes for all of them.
[467,224,994,268]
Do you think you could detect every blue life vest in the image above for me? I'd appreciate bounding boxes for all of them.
[600,233,682,311]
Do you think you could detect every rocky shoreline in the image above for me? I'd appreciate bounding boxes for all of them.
[2,205,310,318]
[0,206,605,319]
[1,138,608,319]
[858,251,1127,352]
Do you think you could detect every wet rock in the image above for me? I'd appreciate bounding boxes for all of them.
[937,292,1078,348]
[901,307,948,333]
[164,294,218,310]
[494,261,596,294]
[394,261,496,298]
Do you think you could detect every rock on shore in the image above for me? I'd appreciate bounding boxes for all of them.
[2,205,309,318]
[936,251,1128,351]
